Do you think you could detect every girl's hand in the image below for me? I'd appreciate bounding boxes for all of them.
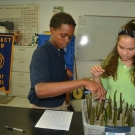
[90,65,105,77]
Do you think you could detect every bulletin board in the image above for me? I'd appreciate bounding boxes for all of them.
[0,5,39,45]
[76,15,134,60]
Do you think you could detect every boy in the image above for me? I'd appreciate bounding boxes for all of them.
[28,12,106,110]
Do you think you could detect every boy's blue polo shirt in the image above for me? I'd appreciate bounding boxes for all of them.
[28,41,67,107]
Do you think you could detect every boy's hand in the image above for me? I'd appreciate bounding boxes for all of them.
[84,79,106,102]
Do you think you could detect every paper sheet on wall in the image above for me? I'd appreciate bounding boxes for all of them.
[0,5,39,45]
[35,110,73,131]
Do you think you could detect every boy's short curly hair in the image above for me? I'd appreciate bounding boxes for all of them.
[49,12,76,29]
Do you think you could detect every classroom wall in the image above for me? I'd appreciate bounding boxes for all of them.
[1,0,135,79]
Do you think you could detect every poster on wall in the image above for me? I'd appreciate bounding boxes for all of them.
[0,5,39,46]
[0,33,14,94]
[53,6,64,15]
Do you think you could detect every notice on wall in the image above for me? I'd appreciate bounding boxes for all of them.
[0,5,39,45]
[53,6,63,15]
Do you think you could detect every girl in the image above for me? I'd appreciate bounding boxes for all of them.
[91,19,135,107]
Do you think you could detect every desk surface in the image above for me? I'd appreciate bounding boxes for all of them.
[0,106,84,135]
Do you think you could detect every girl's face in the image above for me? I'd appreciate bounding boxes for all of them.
[117,35,135,63]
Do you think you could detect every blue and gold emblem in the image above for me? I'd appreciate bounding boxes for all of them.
[0,53,4,68]
[0,34,14,94]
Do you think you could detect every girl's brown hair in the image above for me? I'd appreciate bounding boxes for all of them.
[101,19,135,86]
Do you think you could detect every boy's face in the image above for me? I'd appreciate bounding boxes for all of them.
[49,24,75,49]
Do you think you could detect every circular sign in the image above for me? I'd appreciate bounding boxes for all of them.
[0,54,4,68]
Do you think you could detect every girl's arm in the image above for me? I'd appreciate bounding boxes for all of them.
[90,65,105,84]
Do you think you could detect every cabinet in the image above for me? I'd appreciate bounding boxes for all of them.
[9,46,36,97]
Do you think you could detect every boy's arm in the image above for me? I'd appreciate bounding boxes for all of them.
[35,79,106,102]
[66,68,73,77]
